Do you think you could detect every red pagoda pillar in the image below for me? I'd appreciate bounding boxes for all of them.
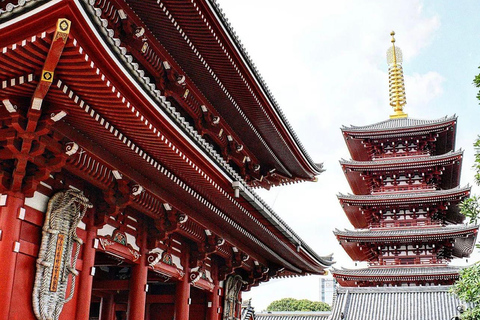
[127,230,148,319]
[175,250,191,320]
[207,284,221,320]
[207,263,221,320]
[76,211,98,320]
[0,193,24,320]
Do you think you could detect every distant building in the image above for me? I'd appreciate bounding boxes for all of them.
[320,278,334,304]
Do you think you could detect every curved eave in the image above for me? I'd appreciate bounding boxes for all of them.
[332,266,460,286]
[0,1,328,275]
[341,151,463,195]
[338,185,471,204]
[338,186,470,228]
[205,0,323,177]
[332,265,461,276]
[341,116,457,161]
[126,0,322,181]
[341,116,457,135]
[334,225,478,242]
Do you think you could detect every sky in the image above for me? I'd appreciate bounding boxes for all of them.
[216,0,480,311]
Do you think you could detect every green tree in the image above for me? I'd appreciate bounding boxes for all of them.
[452,263,480,320]
[266,298,331,312]
[451,71,480,319]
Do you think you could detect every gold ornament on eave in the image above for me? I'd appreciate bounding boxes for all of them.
[387,31,408,119]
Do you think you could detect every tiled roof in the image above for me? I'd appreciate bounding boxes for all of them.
[242,299,256,320]
[330,285,466,320]
[332,265,462,277]
[255,311,331,320]
[338,185,470,203]
[333,225,478,240]
[334,224,478,241]
[341,115,456,132]
[340,150,462,168]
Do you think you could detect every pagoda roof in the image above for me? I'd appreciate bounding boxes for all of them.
[340,150,463,169]
[332,265,461,278]
[335,225,478,262]
[338,185,470,203]
[342,115,457,135]
[338,186,469,228]
[329,285,467,320]
[334,224,478,242]
[341,150,463,194]
[341,116,457,161]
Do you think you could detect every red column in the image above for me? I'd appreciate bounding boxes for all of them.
[127,230,148,320]
[76,212,98,320]
[174,250,190,320]
[0,193,24,320]
[207,263,220,320]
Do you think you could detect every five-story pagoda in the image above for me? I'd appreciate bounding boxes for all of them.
[332,32,478,288]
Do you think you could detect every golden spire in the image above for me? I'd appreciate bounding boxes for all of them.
[387,31,407,119]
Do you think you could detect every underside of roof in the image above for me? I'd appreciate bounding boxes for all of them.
[124,0,323,182]
[341,116,457,161]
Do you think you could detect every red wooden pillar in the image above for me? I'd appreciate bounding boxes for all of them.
[101,294,116,320]
[76,211,98,320]
[127,230,148,319]
[0,193,24,320]
[174,249,191,320]
[207,263,220,320]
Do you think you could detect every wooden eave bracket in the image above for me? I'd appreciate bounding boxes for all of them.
[31,18,70,111]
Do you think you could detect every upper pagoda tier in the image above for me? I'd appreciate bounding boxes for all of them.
[340,150,463,195]
[334,224,478,263]
[341,116,457,161]
[332,265,462,287]
[338,185,470,228]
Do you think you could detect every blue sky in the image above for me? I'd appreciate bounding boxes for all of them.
[217,0,480,310]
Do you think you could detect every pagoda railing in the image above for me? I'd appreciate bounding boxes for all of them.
[373,150,430,160]
[373,185,437,194]
[370,220,442,229]
[370,256,443,266]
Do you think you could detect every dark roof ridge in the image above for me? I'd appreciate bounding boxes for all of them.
[341,114,457,132]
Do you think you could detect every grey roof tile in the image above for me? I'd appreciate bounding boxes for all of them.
[341,115,456,132]
[334,224,478,240]
[340,150,463,168]
[338,185,470,203]
[330,285,467,320]
[332,265,462,277]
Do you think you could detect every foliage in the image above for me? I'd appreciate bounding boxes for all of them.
[266,298,331,312]
[473,137,480,185]
[460,196,480,225]
[451,263,480,320]
[474,68,480,103]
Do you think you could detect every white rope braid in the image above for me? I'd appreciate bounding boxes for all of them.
[32,189,92,320]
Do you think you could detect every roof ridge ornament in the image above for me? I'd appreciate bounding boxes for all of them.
[387,31,408,119]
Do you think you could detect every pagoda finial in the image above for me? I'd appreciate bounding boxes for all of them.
[387,31,408,119]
